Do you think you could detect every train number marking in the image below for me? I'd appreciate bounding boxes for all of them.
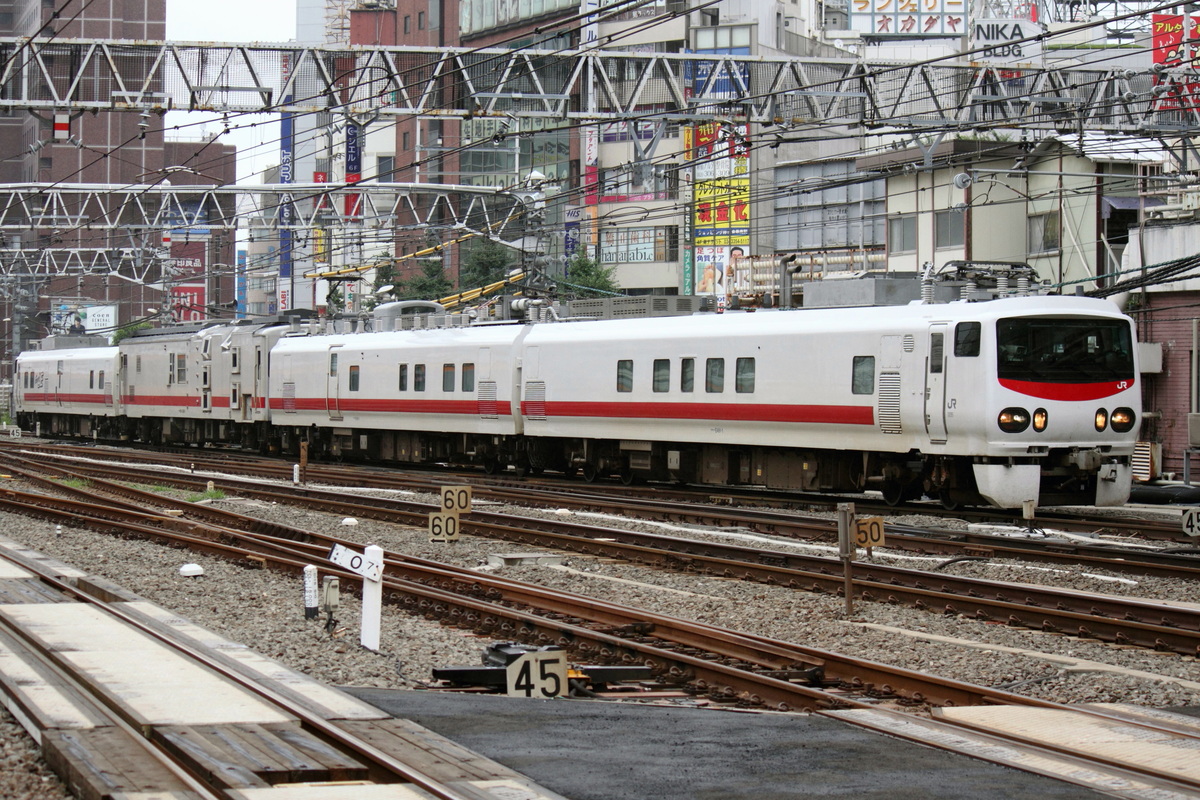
[507,650,568,698]
[1182,508,1200,538]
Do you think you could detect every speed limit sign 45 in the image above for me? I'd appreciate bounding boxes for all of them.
[1182,508,1200,538]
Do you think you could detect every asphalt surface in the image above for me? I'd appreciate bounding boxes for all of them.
[344,689,1105,799]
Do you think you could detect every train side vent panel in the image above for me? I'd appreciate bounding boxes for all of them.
[478,381,499,419]
[524,381,547,420]
[1131,441,1160,482]
[877,372,902,434]
[902,335,915,352]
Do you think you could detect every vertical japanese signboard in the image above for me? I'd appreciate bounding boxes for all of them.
[690,122,750,305]
[1152,15,1200,112]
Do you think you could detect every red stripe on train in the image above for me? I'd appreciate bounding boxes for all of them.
[998,378,1133,402]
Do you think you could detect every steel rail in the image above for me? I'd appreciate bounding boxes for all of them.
[0,469,1057,712]
[8,451,1200,656]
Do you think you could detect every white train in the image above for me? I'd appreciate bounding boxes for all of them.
[14,292,1140,508]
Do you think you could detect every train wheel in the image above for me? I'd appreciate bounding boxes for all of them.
[582,464,599,483]
[881,481,906,506]
[938,491,960,511]
[618,469,636,486]
[482,457,499,475]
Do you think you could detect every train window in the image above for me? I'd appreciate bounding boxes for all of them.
[231,348,240,372]
[736,358,755,393]
[653,359,670,392]
[852,356,875,394]
[617,360,633,392]
[414,364,426,392]
[443,364,456,392]
[398,364,408,391]
[929,333,944,374]
[98,371,104,390]
[349,366,360,392]
[706,358,725,393]
[329,353,338,377]
[954,322,981,357]
[176,354,187,384]
[462,363,475,392]
[681,358,695,392]
[89,370,95,389]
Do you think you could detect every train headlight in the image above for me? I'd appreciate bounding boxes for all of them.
[1094,408,1108,432]
[1032,408,1048,432]
[1110,407,1136,433]
[998,407,1031,433]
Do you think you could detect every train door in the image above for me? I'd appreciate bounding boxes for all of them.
[326,346,343,421]
[925,324,948,443]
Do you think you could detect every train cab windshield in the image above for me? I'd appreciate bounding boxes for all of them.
[996,317,1134,384]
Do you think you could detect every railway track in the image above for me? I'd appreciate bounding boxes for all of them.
[5,449,1200,795]
[5,440,1197,581]
[0,528,566,800]
[5,447,1200,657]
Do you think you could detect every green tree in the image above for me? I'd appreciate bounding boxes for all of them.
[363,256,397,311]
[111,321,152,345]
[563,253,621,298]
[401,259,453,301]
[458,237,516,291]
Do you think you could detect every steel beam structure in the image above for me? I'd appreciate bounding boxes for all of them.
[0,38,1192,134]
[0,182,522,233]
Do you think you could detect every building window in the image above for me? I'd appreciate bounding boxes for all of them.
[404,14,411,33]
[462,363,475,392]
[888,215,917,254]
[414,364,426,391]
[418,10,425,28]
[376,155,395,181]
[680,358,695,392]
[935,208,965,249]
[653,359,670,392]
[735,358,755,393]
[402,131,410,151]
[1028,211,1060,254]
[443,364,456,392]
[852,356,875,394]
[617,360,633,392]
[349,365,360,391]
[705,358,724,393]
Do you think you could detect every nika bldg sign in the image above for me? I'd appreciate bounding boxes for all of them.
[970,19,1043,67]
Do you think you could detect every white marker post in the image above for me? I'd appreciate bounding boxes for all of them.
[361,544,383,651]
[328,543,384,651]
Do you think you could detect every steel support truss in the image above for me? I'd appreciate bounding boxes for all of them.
[0,37,1195,134]
[0,182,530,281]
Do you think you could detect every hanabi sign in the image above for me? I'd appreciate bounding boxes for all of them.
[850,0,966,36]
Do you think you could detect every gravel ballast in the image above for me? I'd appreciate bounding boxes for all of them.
[0,475,1198,799]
